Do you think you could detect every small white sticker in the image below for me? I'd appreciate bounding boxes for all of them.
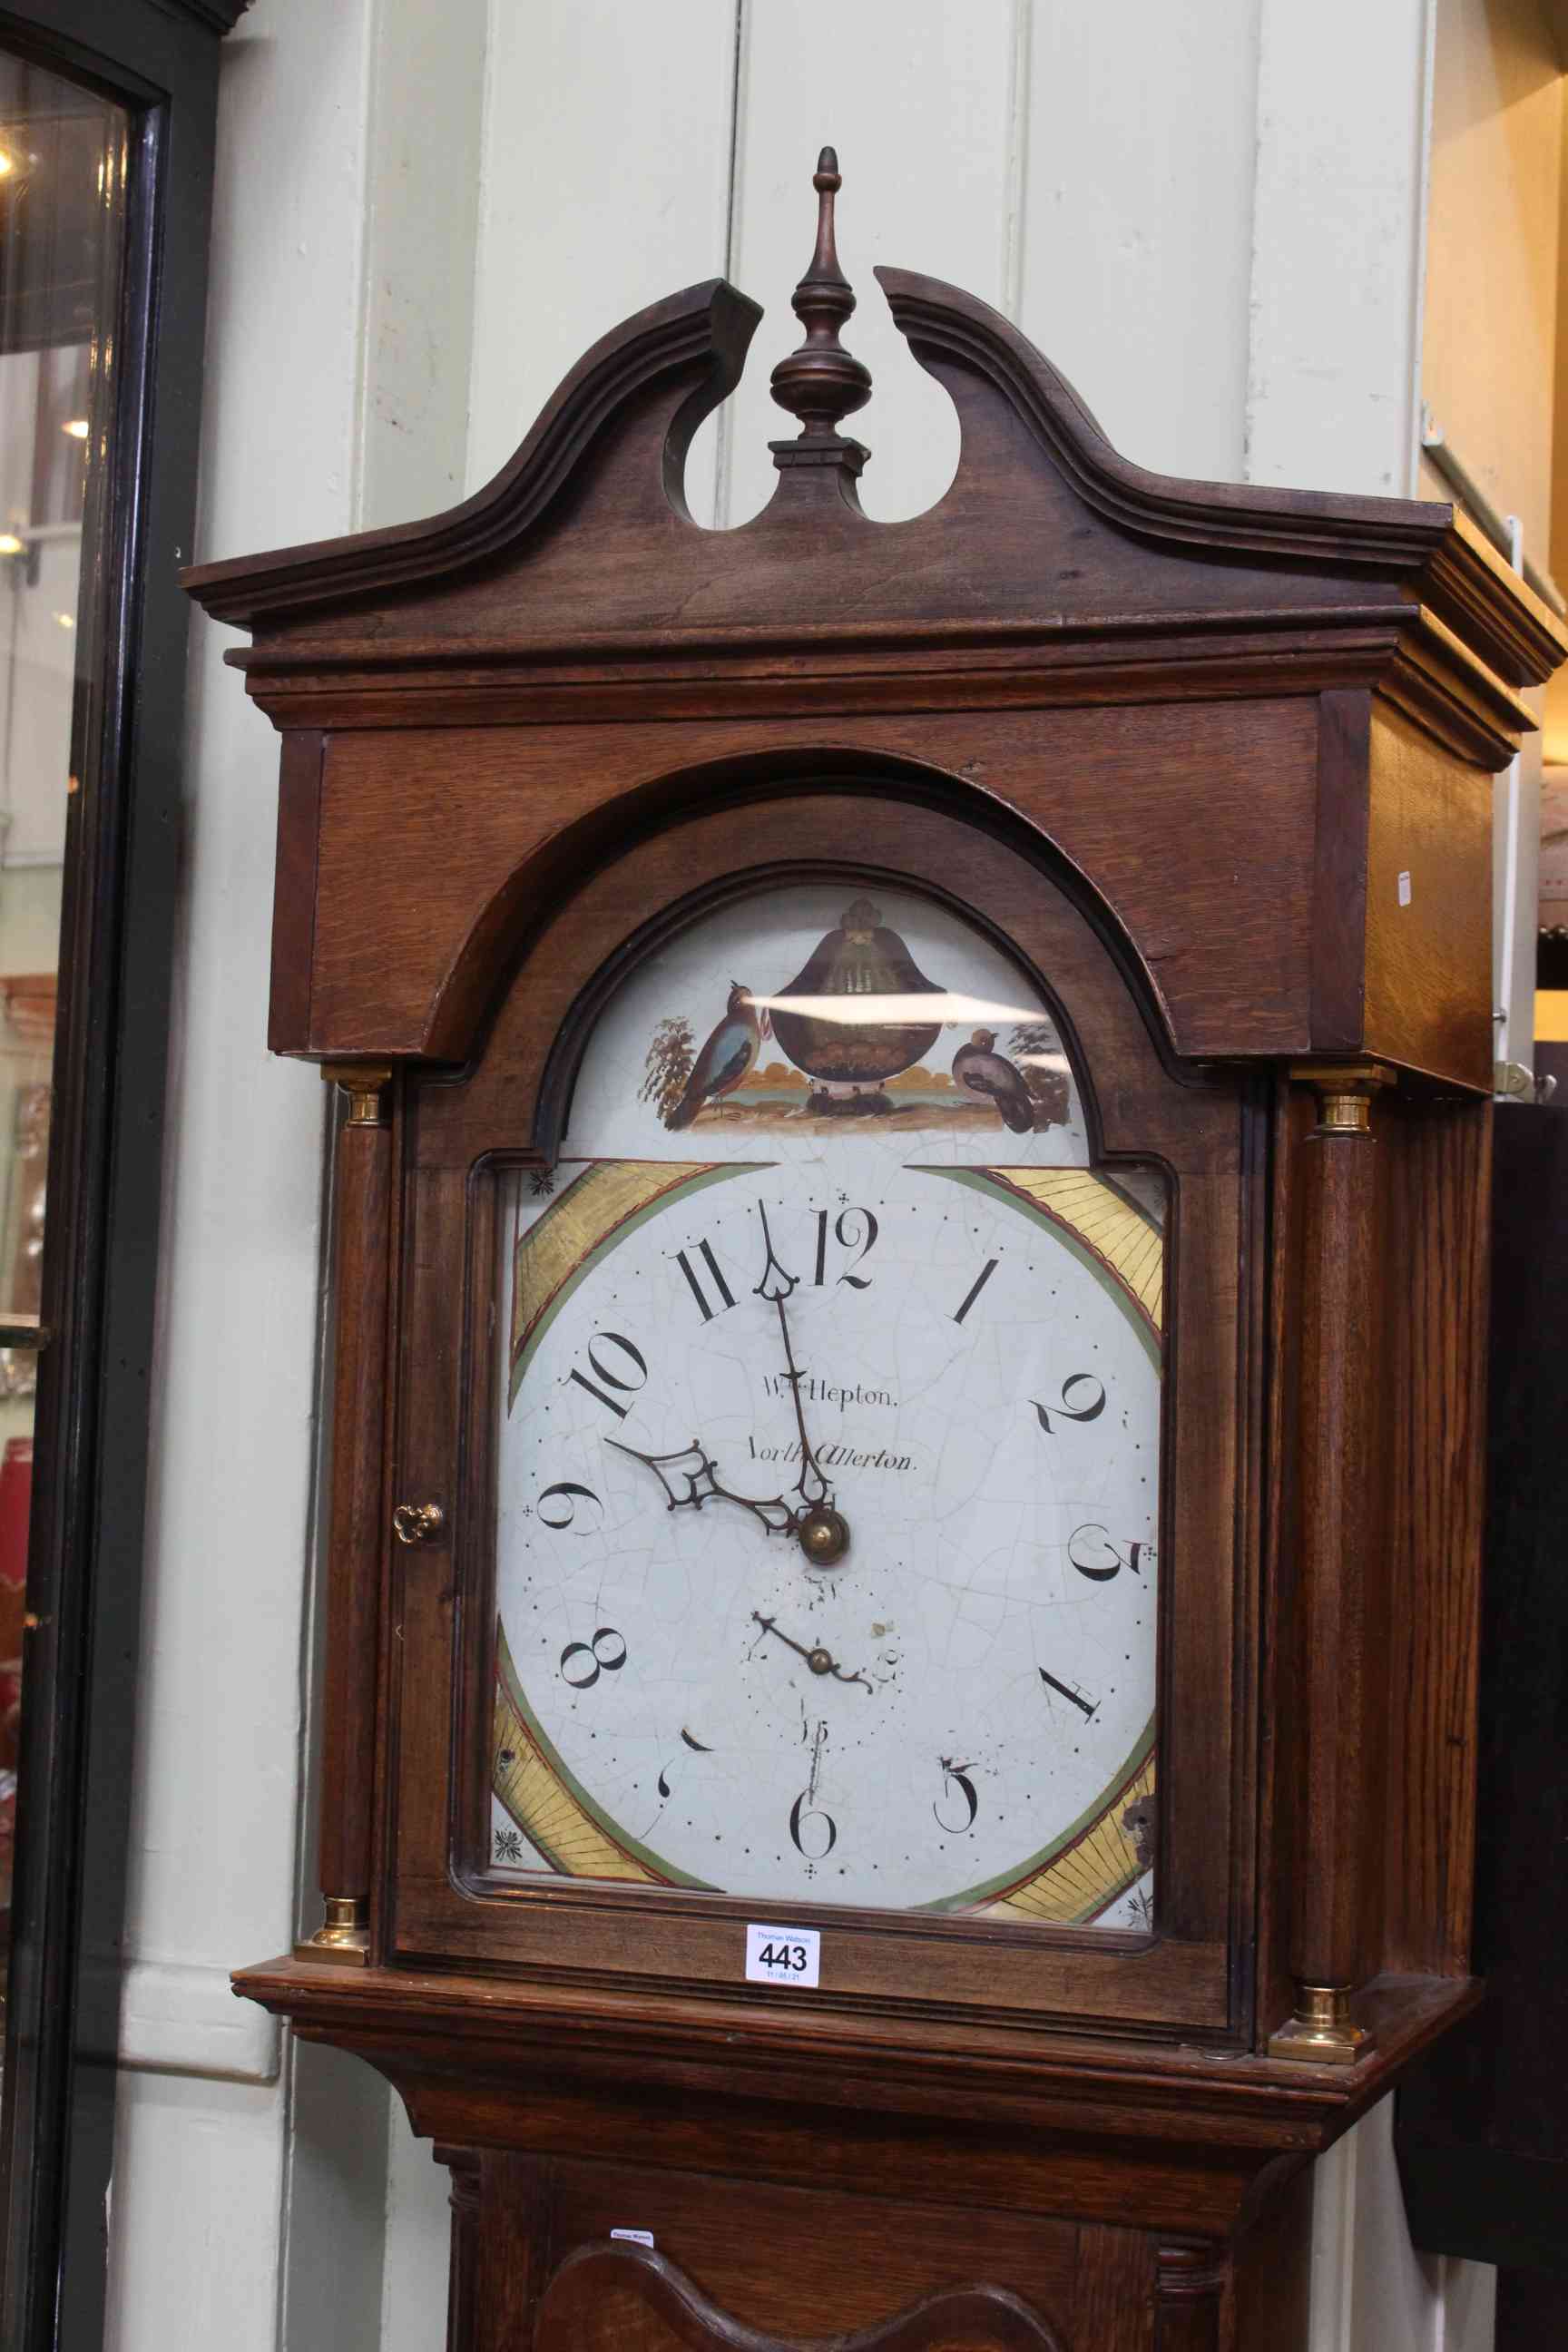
[1397,870,1412,906]
[745,1923,820,1987]
[611,2230,655,2249]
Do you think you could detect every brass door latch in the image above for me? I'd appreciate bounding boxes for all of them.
[392,1501,446,1547]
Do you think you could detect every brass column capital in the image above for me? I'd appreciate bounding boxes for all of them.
[1269,1982,1372,2065]
[322,1062,394,1128]
[297,1894,369,1968]
[1289,1062,1396,1134]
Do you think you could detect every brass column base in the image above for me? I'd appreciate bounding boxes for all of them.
[1268,1983,1372,2065]
[295,1895,369,1968]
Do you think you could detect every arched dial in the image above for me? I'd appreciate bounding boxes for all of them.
[492,1159,1161,1918]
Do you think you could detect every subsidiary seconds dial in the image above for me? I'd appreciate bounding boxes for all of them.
[493,1159,1161,1918]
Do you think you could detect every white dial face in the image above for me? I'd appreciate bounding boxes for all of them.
[489,886,1162,1926]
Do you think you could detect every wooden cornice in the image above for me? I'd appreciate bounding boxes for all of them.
[183,271,1567,703]
[238,1955,1478,2193]
[879,270,1568,690]
[208,603,1525,771]
[182,279,761,626]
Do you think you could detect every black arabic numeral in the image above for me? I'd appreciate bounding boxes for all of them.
[952,1257,998,1325]
[535,1481,602,1532]
[813,1206,878,1289]
[567,1332,648,1418]
[1067,1524,1148,1583]
[789,1789,838,1859]
[1033,1373,1107,1436]
[558,1625,629,1690]
[934,1759,978,1835]
[656,1728,711,1798]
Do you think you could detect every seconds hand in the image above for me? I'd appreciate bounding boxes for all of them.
[751,1611,871,1693]
[753,1201,851,1569]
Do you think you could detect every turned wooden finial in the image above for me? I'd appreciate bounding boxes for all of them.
[769,146,872,474]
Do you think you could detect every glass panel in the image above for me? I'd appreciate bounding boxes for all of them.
[490,885,1162,1931]
[0,59,128,1967]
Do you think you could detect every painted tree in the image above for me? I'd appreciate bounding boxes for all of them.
[642,1015,695,1126]
[1009,1022,1071,1128]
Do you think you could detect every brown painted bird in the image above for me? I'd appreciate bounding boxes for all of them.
[952,1029,1035,1133]
[666,983,765,1129]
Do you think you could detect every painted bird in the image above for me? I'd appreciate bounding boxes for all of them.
[666,982,765,1129]
[952,1029,1035,1133]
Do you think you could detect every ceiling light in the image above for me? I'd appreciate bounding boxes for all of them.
[0,534,23,557]
[62,419,89,441]
[54,612,74,631]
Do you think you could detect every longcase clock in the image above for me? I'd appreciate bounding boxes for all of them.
[183,152,1565,2352]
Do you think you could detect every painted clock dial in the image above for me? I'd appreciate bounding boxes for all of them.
[489,886,1163,1926]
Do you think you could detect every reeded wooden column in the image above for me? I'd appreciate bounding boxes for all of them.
[438,2149,481,2352]
[1269,1064,1393,2062]
[299,1063,394,1963]
[1154,2243,1226,2349]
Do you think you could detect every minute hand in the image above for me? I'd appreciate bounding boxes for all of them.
[752,1201,832,1511]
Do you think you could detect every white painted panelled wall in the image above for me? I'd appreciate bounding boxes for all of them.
[107,2,1504,2347]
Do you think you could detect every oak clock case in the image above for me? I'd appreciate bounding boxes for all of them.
[396,808,1245,2033]
[181,150,1564,2352]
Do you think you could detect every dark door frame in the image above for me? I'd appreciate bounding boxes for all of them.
[0,4,246,2345]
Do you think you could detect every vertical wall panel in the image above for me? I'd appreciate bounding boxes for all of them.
[358,0,487,528]
[722,0,1021,524]
[1017,2,1260,485]
[466,0,740,516]
[1247,0,1434,496]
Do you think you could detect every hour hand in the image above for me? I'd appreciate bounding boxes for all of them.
[606,1435,800,1538]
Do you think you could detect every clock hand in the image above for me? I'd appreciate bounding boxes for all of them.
[750,1612,871,1693]
[605,1434,804,1540]
[752,1202,851,1568]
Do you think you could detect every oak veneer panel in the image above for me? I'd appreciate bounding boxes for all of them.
[1377,1097,1489,1977]
[1231,2166,1310,2348]
[465,2151,548,2352]
[1364,707,1492,1091]
[406,2072,1272,2241]
[270,727,323,1054]
[1070,2228,1152,2350]
[308,699,1319,1064]
[542,2160,1077,2342]
[1307,691,1370,1054]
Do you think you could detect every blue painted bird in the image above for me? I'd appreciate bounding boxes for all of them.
[666,982,766,1130]
[952,1029,1035,1133]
